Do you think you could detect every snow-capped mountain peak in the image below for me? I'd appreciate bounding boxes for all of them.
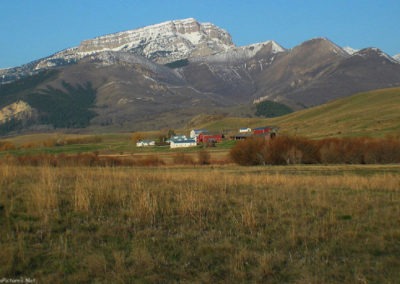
[353,48,399,64]
[33,18,235,70]
[81,18,233,62]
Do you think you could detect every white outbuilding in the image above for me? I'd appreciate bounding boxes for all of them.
[136,140,155,147]
[239,127,252,133]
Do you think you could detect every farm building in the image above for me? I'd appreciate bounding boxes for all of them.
[170,138,197,148]
[253,126,279,139]
[136,140,155,147]
[239,127,252,133]
[190,129,208,140]
[169,135,197,148]
[197,133,223,144]
[253,126,275,135]
[231,126,279,140]
[231,133,252,140]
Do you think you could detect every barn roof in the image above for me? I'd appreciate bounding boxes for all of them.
[192,129,208,134]
[171,139,196,144]
[253,126,272,130]
[253,126,279,131]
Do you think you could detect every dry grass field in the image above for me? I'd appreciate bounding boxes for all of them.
[1,84,399,283]
[1,163,399,283]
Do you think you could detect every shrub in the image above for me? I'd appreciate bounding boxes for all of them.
[132,132,145,143]
[318,138,343,164]
[0,141,16,151]
[42,139,57,147]
[265,136,320,165]
[64,136,102,145]
[197,150,211,165]
[229,137,268,165]
[172,153,195,165]
[20,142,39,149]
[136,155,165,166]
[230,136,319,166]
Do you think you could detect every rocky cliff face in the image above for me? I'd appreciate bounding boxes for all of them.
[0,101,37,124]
[78,18,233,62]
[33,18,234,70]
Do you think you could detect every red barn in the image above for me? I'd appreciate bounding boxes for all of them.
[197,133,223,144]
[253,126,274,135]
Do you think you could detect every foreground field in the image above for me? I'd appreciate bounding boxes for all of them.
[1,164,399,283]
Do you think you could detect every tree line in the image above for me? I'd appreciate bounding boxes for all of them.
[230,135,400,165]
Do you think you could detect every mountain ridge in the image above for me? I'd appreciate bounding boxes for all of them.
[1,18,400,135]
[1,18,399,85]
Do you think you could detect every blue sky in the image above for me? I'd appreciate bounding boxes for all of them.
[1,0,399,68]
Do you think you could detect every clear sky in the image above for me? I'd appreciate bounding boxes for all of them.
[1,0,399,69]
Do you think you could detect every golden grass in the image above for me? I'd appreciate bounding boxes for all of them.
[0,164,399,282]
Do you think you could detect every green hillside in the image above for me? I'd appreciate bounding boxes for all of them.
[196,88,400,138]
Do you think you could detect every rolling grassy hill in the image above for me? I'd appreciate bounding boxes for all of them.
[1,87,399,157]
[196,87,400,139]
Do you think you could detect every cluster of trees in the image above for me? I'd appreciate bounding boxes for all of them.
[172,151,211,165]
[0,119,26,135]
[0,74,97,133]
[164,59,189,69]
[255,100,293,118]
[0,70,57,135]
[230,135,400,165]
[26,81,97,128]
[131,129,176,145]
[0,70,58,107]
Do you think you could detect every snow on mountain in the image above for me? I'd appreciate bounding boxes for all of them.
[191,40,285,63]
[394,54,400,62]
[352,48,399,64]
[3,17,399,88]
[84,51,184,84]
[33,18,287,70]
[374,49,400,64]
[34,18,234,70]
[78,18,233,58]
[343,46,359,55]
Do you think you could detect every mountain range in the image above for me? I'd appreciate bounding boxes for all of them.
[1,18,400,134]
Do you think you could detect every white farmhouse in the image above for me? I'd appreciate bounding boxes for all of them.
[136,140,155,147]
[170,135,197,148]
